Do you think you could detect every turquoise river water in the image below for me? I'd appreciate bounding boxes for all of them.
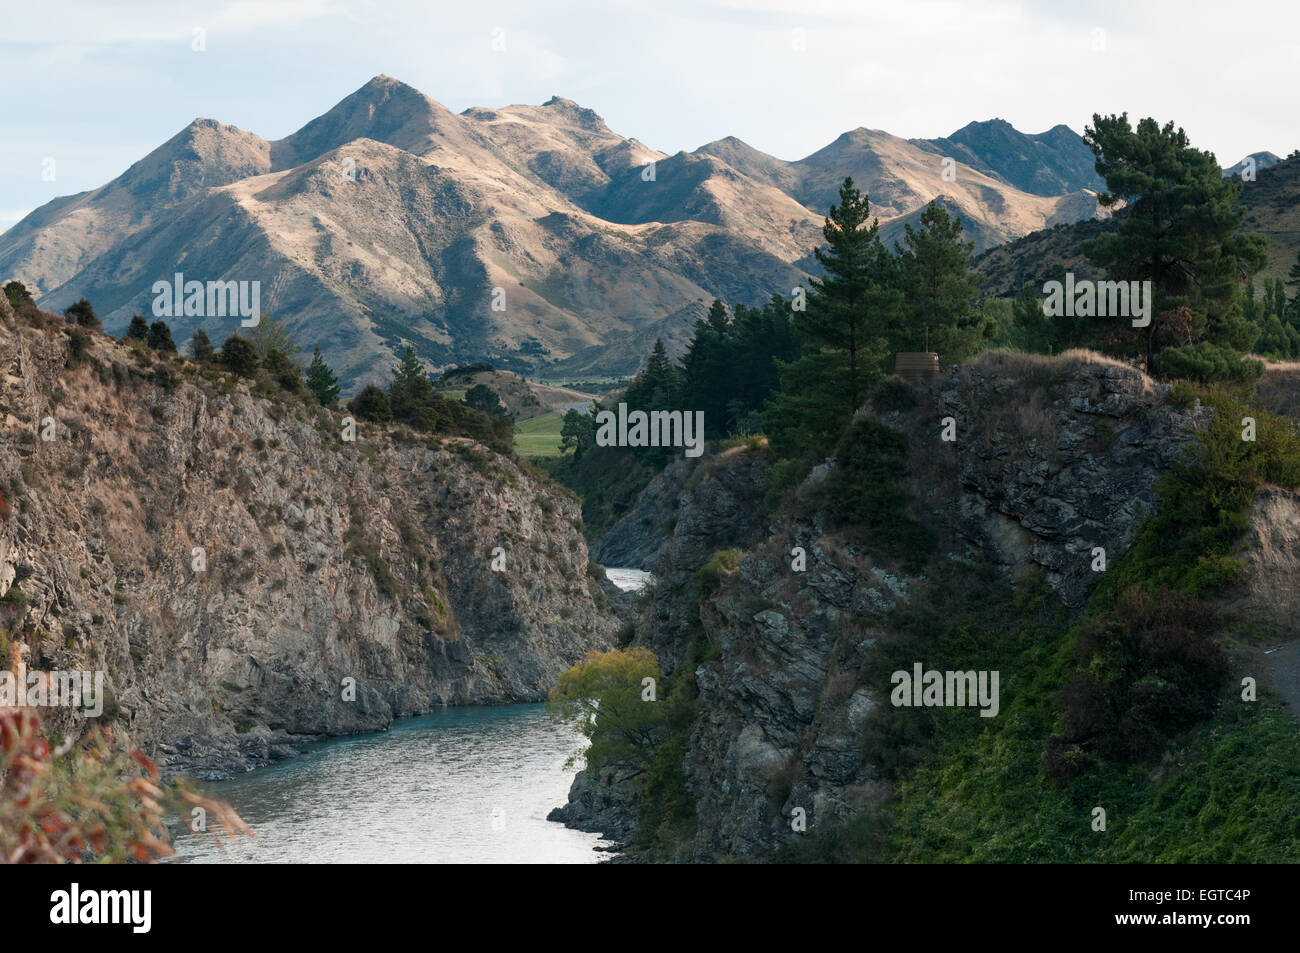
[172,703,611,864]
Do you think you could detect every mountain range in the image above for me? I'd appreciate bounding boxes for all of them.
[0,76,1110,387]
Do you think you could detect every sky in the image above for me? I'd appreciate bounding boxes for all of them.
[2,0,1297,232]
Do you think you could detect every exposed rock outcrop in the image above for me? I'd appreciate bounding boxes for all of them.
[0,313,617,778]
[559,349,1232,860]
[905,350,1206,608]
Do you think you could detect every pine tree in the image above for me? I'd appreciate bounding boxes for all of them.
[124,315,149,341]
[64,298,100,329]
[706,299,729,336]
[680,312,727,433]
[221,334,259,378]
[389,346,434,426]
[190,329,215,363]
[147,320,176,352]
[1271,277,1288,325]
[1288,250,1300,324]
[895,202,980,358]
[1083,113,1268,369]
[803,178,890,408]
[764,178,891,458]
[304,346,340,406]
[624,338,680,411]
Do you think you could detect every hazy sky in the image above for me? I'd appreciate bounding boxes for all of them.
[2,0,1297,231]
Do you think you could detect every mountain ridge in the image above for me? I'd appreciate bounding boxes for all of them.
[0,75,1108,389]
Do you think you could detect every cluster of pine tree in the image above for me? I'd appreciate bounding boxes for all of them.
[762,184,990,461]
[348,347,514,452]
[1245,266,1300,359]
[546,180,989,535]
[563,180,989,465]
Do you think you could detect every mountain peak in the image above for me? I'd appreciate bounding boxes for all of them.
[948,118,1017,139]
[539,95,609,132]
[271,75,455,168]
[363,73,411,90]
[114,116,271,202]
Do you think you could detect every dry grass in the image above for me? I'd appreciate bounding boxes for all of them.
[969,346,1150,377]
[1252,355,1300,372]
[1256,361,1300,421]
[1015,386,1058,444]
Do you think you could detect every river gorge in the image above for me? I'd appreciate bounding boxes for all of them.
[172,568,653,863]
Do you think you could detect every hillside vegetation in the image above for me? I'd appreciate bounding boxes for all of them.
[548,113,1300,863]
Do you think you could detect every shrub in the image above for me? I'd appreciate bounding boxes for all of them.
[3,281,35,311]
[65,328,91,367]
[349,385,392,423]
[221,334,259,378]
[720,431,765,451]
[1153,342,1263,386]
[870,375,920,413]
[123,315,149,341]
[1097,386,1300,600]
[0,586,28,612]
[693,548,742,593]
[63,298,101,329]
[261,345,302,394]
[463,383,507,416]
[147,321,176,352]
[151,364,176,393]
[809,417,936,572]
[0,710,251,862]
[1166,379,1199,410]
[1046,587,1228,775]
[190,329,215,363]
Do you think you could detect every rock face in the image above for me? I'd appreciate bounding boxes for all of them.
[0,312,617,778]
[590,456,699,571]
[546,763,640,848]
[1221,487,1300,642]
[911,350,1207,608]
[558,349,1225,860]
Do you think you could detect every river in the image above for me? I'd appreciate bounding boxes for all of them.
[173,703,609,863]
[173,567,653,864]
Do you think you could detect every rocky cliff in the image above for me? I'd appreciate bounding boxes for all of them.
[557,348,1300,860]
[0,299,617,778]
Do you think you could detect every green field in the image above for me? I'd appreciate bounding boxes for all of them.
[514,411,565,456]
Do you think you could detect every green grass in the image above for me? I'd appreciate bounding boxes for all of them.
[514,410,565,457]
[775,385,1300,864]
